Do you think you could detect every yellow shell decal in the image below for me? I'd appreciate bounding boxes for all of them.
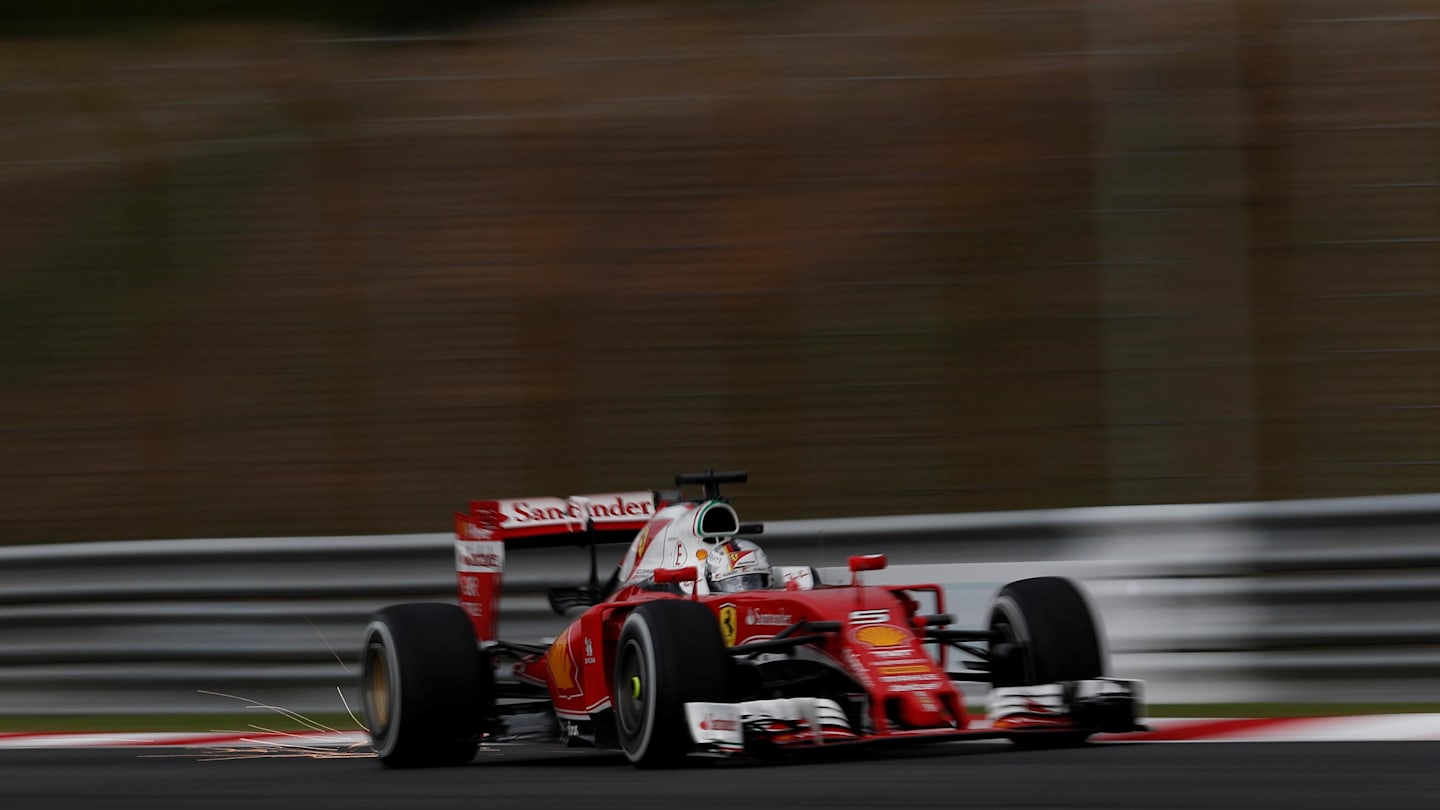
[879,664,933,675]
[719,604,739,647]
[547,633,576,691]
[854,624,911,648]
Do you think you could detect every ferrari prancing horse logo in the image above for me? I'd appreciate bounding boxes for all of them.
[719,604,738,647]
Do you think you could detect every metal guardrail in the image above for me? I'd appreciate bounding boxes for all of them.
[2,493,1438,715]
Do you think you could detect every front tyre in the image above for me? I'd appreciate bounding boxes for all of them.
[988,577,1106,749]
[988,576,1105,686]
[613,600,729,768]
[361,603,489,768]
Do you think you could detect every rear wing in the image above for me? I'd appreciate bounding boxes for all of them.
[453,491,660,640]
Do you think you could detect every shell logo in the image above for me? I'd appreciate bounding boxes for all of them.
[853,624,912,648]
[547,632,579,694]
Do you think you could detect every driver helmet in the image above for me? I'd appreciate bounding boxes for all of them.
[705,538,772,593]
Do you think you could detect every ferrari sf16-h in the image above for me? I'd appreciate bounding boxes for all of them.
[360,471,1143,768]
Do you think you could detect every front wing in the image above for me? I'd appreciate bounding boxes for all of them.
[684,678,1145,756]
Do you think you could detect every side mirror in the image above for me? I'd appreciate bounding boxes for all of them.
[848,554,886,585]
[653,566,698,584]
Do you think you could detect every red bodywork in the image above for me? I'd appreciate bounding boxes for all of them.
[453,491,1005,748]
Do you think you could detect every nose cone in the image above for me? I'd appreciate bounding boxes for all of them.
[891,691,960,730]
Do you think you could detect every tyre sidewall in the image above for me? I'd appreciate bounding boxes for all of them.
[616,611,662,762]
[613,600,728,767]
[362,618,405,759]
[989,593,1035,684]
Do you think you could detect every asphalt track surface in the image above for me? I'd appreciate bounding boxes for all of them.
[3,742,1439,810]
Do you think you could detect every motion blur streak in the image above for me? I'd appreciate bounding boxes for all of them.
[4,1,1440,546]
[157,737,376,762]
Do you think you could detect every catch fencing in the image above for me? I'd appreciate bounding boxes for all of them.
[2,493,1438,715]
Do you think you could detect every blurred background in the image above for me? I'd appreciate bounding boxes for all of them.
[3,0,1439,546]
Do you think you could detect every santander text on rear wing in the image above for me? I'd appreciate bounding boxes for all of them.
[453,491,659,640]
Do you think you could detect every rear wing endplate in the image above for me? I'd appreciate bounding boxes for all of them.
[453,491,659,640]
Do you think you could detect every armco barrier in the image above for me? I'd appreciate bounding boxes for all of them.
[2,493,1438,715]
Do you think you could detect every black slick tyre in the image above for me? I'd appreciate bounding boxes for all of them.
[988,577,1105,749]
[612,600,729,768]
[361,602,489,768]
[988,576,1105,686]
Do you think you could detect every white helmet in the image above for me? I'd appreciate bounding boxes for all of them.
[705,538,772,593]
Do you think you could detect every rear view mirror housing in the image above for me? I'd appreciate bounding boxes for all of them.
[848,554,887,585]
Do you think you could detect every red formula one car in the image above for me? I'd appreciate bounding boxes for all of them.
[359,471,1143,768]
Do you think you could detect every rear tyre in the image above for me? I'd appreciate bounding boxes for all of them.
[613,600,729,768]
[361,603,489,768]
[988,577,1105,749]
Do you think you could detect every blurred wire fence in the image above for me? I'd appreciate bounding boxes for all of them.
[2,1,1439,545]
